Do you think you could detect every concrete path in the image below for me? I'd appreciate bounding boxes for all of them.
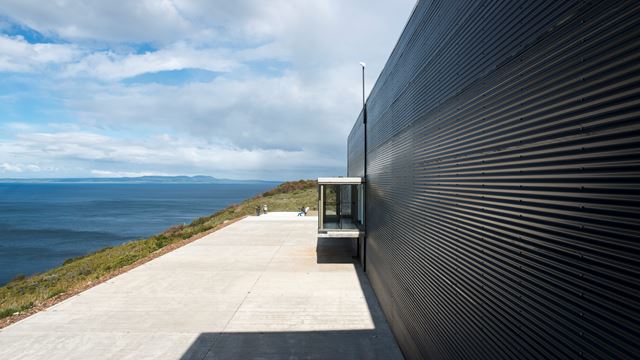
[0,213,403,359]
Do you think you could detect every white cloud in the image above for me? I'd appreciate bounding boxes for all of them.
[0,130,343,179]
[0,0,193,44]
[0,0,416,178]
[0,162,41,173]
[64,43,240,80]
[1,162,22,172]
[3,122,33,131]
[64,71,357,156]
[0,0,339,45]
[0,34,81,72]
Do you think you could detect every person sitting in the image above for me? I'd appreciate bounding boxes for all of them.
[297,206,309,216]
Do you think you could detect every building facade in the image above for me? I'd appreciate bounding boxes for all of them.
[347,1,640,358]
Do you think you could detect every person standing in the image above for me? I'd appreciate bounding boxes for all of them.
[263,204,268,214]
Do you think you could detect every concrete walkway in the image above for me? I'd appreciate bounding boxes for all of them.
[0,213,403,359]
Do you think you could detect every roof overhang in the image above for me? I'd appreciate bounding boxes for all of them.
[317,177,364,185]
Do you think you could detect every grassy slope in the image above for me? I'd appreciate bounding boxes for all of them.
[0,180,317,320]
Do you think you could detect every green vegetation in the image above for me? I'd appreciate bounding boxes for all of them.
[0,180,317,321]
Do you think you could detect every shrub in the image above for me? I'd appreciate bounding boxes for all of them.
[261,180,317,197]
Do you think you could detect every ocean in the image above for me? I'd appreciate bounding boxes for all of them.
[0,182,275,285]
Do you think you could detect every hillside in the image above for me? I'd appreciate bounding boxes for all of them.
[0,180,317,326]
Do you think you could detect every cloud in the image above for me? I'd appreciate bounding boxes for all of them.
[0,130,343,179]
[64,43,241,80]
[0,0,417,179]
[65,72,356,153]
[0,0,192,44]
[0,162,41,173]
[0,0,337,45]
[2,122,34,131]
[1,162,22,172]
[0,34,80,72]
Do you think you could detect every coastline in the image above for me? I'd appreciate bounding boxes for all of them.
[0,182,276,285]
[0,180,316,329]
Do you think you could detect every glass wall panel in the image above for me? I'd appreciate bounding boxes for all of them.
[319,183,364,232]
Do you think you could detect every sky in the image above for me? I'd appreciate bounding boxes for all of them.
[0,0,415,180]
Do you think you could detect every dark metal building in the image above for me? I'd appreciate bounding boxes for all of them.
[347,1,640,358]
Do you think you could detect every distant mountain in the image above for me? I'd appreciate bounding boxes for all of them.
[0,176,280,184]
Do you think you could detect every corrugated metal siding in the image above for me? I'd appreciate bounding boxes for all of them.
[348,0,640,359]
[347,111,365,178]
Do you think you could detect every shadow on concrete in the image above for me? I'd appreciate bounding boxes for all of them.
[180,328,398,360]
[180,238,402,360]
[315,237,358,264]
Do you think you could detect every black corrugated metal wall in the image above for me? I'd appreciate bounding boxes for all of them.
[348,111,365,179]
[347,0,640,358]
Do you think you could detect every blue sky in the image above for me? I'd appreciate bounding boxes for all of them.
[0,0,414,180]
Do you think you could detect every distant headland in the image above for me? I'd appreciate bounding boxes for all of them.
[0,176,281,184]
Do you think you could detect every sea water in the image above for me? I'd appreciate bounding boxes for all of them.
[0,182,274,285]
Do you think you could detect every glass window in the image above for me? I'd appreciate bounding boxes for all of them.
[319,182,364,232]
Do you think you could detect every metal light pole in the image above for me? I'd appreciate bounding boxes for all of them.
[359,61,367,272]
[360,62,366,108]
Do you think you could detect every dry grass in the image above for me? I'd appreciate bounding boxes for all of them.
[0,180,317,326]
